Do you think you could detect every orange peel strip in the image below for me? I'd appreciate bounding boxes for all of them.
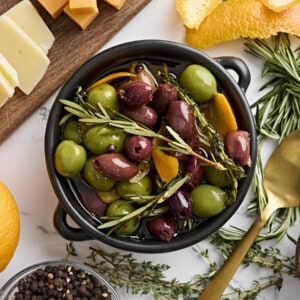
[185,0,300,49]
[87,72,136,91]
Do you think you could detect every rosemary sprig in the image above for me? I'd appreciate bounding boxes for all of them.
[244,33,300,241]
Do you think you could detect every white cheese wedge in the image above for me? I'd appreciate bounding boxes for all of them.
[5,0,55,54]
[0,71,14,108]
[0,53,19,88]
[0,15,50,95]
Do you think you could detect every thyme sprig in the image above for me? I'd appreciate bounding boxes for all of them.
[65,230,296,299]
[160,74,246,203]
[242,33,300,241]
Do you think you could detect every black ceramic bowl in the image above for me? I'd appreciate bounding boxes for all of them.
[45,40,257,253]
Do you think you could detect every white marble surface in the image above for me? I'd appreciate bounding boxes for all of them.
[0,1,299,299]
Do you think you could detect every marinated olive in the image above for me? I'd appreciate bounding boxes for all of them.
[116,176,152,200]
[83,125,126,155]
[191,184,226,217]
[118,81,153,107]
[205,166,231,187]
[54,140,87,177]
[152,83,177,114]
[147,214,176,241]
[87,83,120,112]
[106,200,140,235]
[166,100,194,141]
[125,135,152,162]
[63,120,83,144]
[121,105,158,127]
[168,189,192,220]
[185,153,206,190]
[83,157,116,191]
[93,153,138,180]
[179,64,217,103]
[225,130,250,166]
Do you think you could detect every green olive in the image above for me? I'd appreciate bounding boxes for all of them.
[83,156,116,191]
[87,83,120,113]
[191,184,226,217]
[116,176,152,200]
[106,200,140,235]
[205,166,231,187]
[54,140,87,177]
[63,120,83,144]
[179,64,217,103]
[83,125,127,155]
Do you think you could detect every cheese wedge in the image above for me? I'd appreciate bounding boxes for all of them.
[37,0,69,18]
[5,0,55,54]
[0,53,19,88]
[69,0,98,13]
[64,5,99,29]
[104,0,127,10]
[0,16,50,95]
[0,72,15,108]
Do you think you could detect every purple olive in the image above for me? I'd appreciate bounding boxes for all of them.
[125,135,152,162]
[168,189,192,220]
[74,179,107,217]
[118,81,153,107]
[93,153,138,180]
[152,83,178,114]
[166,100,194,141]
[121,105,158,127]
[147,215,176,242]
[185,152,206,190]
[224,130,250,166]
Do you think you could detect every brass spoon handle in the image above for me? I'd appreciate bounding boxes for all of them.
[198,215,267,300]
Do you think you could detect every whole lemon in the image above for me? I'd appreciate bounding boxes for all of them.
[0,181,20,272]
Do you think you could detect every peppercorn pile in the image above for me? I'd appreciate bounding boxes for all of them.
[13,264,112,299]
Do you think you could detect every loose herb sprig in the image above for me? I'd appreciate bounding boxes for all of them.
[65,231,296,299]
[224,33,300,242]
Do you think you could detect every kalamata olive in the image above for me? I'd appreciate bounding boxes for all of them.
[74,179,107,217]
[118,81,153,107]
[168,189,192,220]
[147,214,176,242]
[166,100,194,141]
[125,135,152,162]
[121,105,158,127]
[185,154,205,190]
[152,83,178,114]
[93,153,138,180]
[224,130,250,166]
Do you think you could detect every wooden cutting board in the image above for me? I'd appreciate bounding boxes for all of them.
[0,0,151,144]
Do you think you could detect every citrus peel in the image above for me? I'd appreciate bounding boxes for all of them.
[259,0,300,12]
[176,0,221,29]
[0,181,20,272]
[185,0,300,49]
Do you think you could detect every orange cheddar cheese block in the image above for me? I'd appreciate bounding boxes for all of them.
[37,0,69,18]
[64,5,99,29]
[104,0,127,10]
[69,0,98,13]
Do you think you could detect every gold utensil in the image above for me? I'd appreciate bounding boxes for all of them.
[199,129,300,300]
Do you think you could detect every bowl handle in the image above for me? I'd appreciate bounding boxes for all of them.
[53,205,92,241]
[215,56,251,92]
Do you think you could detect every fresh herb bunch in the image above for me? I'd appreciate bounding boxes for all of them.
[220,33,300,242]
[65,232,296,299]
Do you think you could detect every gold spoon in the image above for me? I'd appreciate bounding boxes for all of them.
[199,128,300,300]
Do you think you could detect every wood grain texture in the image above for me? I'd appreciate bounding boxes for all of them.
[0,0,151,144]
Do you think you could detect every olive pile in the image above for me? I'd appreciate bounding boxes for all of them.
[54,62,250,242]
